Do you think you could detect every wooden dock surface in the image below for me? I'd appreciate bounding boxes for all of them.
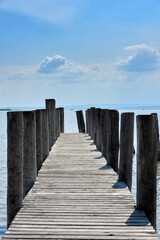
[3,133,159,239]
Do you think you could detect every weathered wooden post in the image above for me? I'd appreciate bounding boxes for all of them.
[95,108,101,151]
[76,110,85,133]
[137,114,157,229]
[58,108,61,136]
[89,108,93,137]
[101,109,109,159]
[89,108,92,137]
[45,99,56,148]
[99,109,104,154]
[87,109,90,135]
[54,109,57,140]
[59,107,64,133]
[92,108,97,145]
[41,109,49,162]
[7,111,23,227]
[23,111,37,197]
[36,110,42,172]
[85,109,89,133]
[91,107,96,141]
[56,108,60,138]
[151,113,160,160]
[107,110,119,172]
[118,112,134,191]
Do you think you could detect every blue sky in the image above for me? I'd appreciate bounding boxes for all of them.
[0,0,160,107]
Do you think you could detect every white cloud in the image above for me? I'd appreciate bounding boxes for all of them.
[0,0,77,25]
[117,44,160,72]
[37,55,66,74]
[37,55,100,75]
[124,44,155,51]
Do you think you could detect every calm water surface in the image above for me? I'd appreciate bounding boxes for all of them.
[0,109,160,239]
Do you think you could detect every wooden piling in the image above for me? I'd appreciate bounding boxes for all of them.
[56,108,60,138]
[93,108,97,143]
[118,112,134,191]
[76,110,85,133]
[59,107,64,133]
[88,108,92,136]
[7,111,24,227]
[85,109,89,134]
[95,108,101,151]
[151,113,160,161]
[136,114,158,229]
[23,111,37,198]
[54,109,57,140]
[58,108,61,136]
[86,109,90,134]
[87,109,90,135]
[36,110,42,172]
[41,109,49,161]
[107,110,119,173]
[90,107,95,140]
[45,99,56,148]
[101,109,109,159]
[89,108,93,138]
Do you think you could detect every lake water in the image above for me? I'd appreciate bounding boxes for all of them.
[1,106,160,239]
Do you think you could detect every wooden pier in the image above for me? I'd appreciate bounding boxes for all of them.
[3,133,159,240]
